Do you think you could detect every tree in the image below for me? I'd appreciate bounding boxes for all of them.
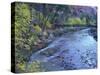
[14,2,39,72]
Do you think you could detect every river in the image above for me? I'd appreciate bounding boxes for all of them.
[29,28,97,71]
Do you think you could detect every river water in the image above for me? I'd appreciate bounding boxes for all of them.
[29,28,97,71]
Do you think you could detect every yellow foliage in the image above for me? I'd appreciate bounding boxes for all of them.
[33,25,42,33]
[26,60,44,72]
[17,63,25,71]
[66,17,87,25]
[46,21,52,28]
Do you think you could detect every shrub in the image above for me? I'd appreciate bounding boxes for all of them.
[66,17,87,25]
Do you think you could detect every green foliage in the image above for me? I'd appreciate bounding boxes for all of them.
[14,3,38,72]
[33,25,42,33]
[26,61,45,72]
[46,20,52,28]
[66,17,87,25]
[89,20,96,25]
[15,2,31,49]
[16,62,26,72]
[16,60,45,72]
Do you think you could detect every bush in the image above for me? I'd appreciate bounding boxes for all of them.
[26,60,45,72]
[66,17,87,25]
